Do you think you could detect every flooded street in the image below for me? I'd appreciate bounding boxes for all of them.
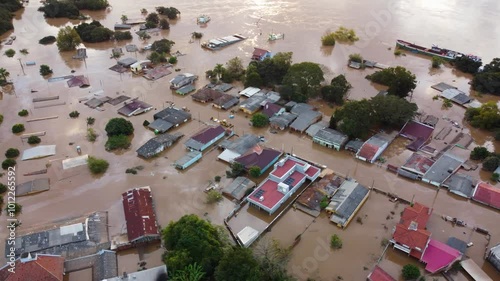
[1,0,500,280]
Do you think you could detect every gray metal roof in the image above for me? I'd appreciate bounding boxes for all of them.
[423,152,466,185]
[329,180,369,226]
[148,119,174,133]
[270,112,298,129]
[306,121,329,137]
[153,107,192,125]
[240,93,267,112]
[290,103,314,115]
[102,265,167,281]
[345,140,364,152]
[290,111,322,132]
[175,151,202,167]
[118,57,137,66]
[489,244,500,271]
[214,83,233,92]
[313,128,348,145]
[136,133,183,158]
[222,177,256,201]
[442,173,476,198]
[220,134,260,154]
[447,237,467,254]
[184,139,204,151]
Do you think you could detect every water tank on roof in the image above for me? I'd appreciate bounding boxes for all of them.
[259,196,264,202]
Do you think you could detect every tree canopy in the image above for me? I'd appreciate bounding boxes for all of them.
[74,20,113,43]
[366,66,417,98]
[464,102,500,130]
[281,62,324,102]
[56,26,82,51]
[245,52,293,87]
[453,55,482,74]
[321,74,351,105]
[402,264,420,280]
[215,247,262,281]
[105,118,134,136]
[472,58,500,95]
[0,0,23,36]
[251,113,269,127]
[371,95,418,127]
[162,214,226,278]
[152,39,175,54]
[156,6,180,19]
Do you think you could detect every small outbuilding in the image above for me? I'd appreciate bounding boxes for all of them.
[223,177,256,201]
[313,128,348,151]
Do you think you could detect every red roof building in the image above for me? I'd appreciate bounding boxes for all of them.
[391,202,432,259]
[472,182,500,210]
[0,254,64,281]
[262,102,284,118]
[122,187,160,245]
[367,265,396,281]
[356,133,392,163]
[234,146,283,174]
[421,239,462,273]
[251,47,272,61]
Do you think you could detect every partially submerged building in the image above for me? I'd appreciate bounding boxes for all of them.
[399,120,435,151]
[356,133,393,163]
[345,139,364,153]
[185,125,226,151]
[296,173,345,217]
[422,152,465,187]
[149,107,192,133]
[192,88,223,103]
[218,134,261,163]
[239,93,267,114]
[289,103,322,133]
[136,133,183,158]
[212,93,239,110]
[440,88,472,106]
[222,177,256,201]
[313,128,348,151]
[251,47,272,61]
[472,182,500,210]
[487,244,500,272]
[326,180,370,228]
[170,73,197,89]
[102,265,168,281]
[239,87,261,98]
[398,153,435,180]
[442,173,476,198]
[117,99,153,117]
[305,120,329,138]
[22,145,56,161]
[15,178,50,197]
[0,254,64,281]
[367,265,396,281]
[269,112,297,130]
[234,146,282,175]
[117,57,137,67]
[246,155,321,215]
[120,187,160,249]
[174,151,202,170]
[262,102,284,118]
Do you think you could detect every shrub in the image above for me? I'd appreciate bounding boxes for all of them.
[0,114,3,124]
[214,176,221,182]
[482,156,500,172]
[105,135,131,151]
[402,264,420,280]
[206,190,222,204]
[321,32,336,46]
[2,159,16,170]
[331,26,359,42]
[4,49,15,57]
[18,109,28,117]
[168,56,177,64]
[0,183,7,194]
[249,166,261,178]
[5,148,20,158]
[330,234,342,249]
[69,111,80,118]
[143,120,150,126]
[381,238,389,247]
[114,31,132,41]
[349,53,363,63]
[431,56,444,68]
[5,203,22,215]
[87,156,109,174]
[20,49,28,55]
[87,128,97,142]
[105,118,134,136]
[125,168,137,174]
[86,117,95,125]
[470,146,490,160]
[40,65,53,76]
[320,196,329,209]
[27,135,41,144]
[11,124,25,134]
[39,35,57,44]
[192,32,203,39]
[491,173,499,182]
[442,99,453,108]
[159,18,170,30]
[250,113,269,127]
[394,49,402,56]
[495,130,500,141]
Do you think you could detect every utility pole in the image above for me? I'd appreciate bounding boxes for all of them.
[18,58,25,75]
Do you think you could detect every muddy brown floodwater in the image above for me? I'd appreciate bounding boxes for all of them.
[1,0,500,280]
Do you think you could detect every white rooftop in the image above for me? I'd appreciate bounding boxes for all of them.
[237,226,259,247]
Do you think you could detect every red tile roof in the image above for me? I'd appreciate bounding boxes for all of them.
[393,225,431,259]
[122,187,160,243]
[473,182,500,209]
[191,125,225,144]
[235,147,282,170]
[400,202,432,228]
[421,239,462,273]
[252,48,270,59]
[357,143,378,161]
[0,255,64,281]
[368,265,396,281]
[250,171,306,209]
[400,121,434,141]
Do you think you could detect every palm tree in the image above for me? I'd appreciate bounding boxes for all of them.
[0,68,10,83]
[172,263,205,281]
[213,64,225,81]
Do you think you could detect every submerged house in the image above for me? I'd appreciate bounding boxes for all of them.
[356,133,393,163]
[246,155,321,215]
[313,128,348,151]
[399,120,435,151]
[174,151,202,170]
[212,93,239,110]
[289,103,322,133]
[487,244,500,272]
[185,125,226,152]
[117,100,153,117]
[422,152,465,187]
[149,107,192,133]
[269,112,297,130]
[398,153,435,180]
[169,73,197,89]
[136,133,183,158]
[239,93,267,114]
[0,254,64,281]
[326,180,370,228]
[472,182,500,210]
[218,134,261,163]
[239,87,261,98]
[251,47,272,61]
[262,102,285,118]
[192,88,223,103]
[234,146,282,175]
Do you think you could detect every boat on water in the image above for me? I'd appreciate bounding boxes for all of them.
[396,40,481,62]
[197,15,211,24]
[268,33,284,41]
[201,34,246,50]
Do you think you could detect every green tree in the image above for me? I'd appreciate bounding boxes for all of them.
[0,68,10,84]
[402,264,421,280]
[69,111,80,118]
[86,117,95,126]
[349,53,363,63]
[226,162,245,178]
[225,57,245,81]
[431,56,444,68]
[367,66,417,98]
[470,146,490,160]
[320,196,329,209]
[56,26,82,51]
[27,136,41,144]
[495,130,500,141]
[5,203,22,214]
[491,173,499,182]
[321,32,335,46]
[371,95,418,128]
[5,148,20,158]
[244,65,263,88]
[321,74,352,105]
[331,26,359,42]
[73,0,109,10]
[152,38,175,53]
[4,49,15,57]
[249,166,261,178]
[114,31,132,41]
[332,99,374,139]
[473,72,500,95]
[156,6,180,19]
[465,102,500,130]
[482,156,500,172]
[0,114,3,124]
[252,52,293,86]
[146,12,159,24]
[169,56,178,64]
[251,113,269,127]
[87,128,97,142]
[18,109,29,117]
[148,51,167,64]
[282,62,324,102]
[0,183,7,194]
[206,190,223,204]
[11,124,25,134]
[253,239,293,281]
[330,234,342,249]
[87,156,109,174]
[105,135,131,151]
[2,159,16,170]
[215,247,261,281]
[159,18,170,29]
[105,118,134,136]
[39,36,56,44]
[40,65,53,76]
[453,56,482,74]
[162,214,226,278]
[212,64,225,81]
[172,263,205,281]
[120,14,128,23]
